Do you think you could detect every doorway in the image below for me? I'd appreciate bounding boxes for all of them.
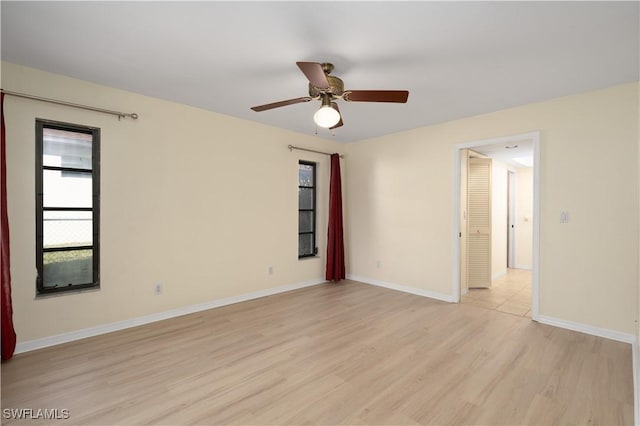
[453,132,540,320]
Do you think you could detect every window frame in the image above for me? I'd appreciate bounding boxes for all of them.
[35,119,101,295]
[298,160,317,259]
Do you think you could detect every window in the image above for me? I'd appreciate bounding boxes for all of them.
[36,119,100,294]
[298,161,317,258]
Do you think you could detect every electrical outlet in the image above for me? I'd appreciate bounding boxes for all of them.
[154,282,163,295]
[376,260,381,269]
[268,266,274,275]
[560,211,569,223]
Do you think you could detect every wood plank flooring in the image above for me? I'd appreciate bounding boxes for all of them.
[1,280,634,425]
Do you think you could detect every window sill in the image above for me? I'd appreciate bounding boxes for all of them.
[35,286,100,300]
[298,255,321,261]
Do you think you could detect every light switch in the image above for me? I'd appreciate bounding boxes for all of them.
[560,211,569,223]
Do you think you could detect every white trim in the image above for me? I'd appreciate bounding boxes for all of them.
[453,131,540,322]
[633,339,639,426]
[531,132,541,321]
[453,146,462,303]
[537,315,637,344]
[15,278,326,354]
[514,265,533,271]
[347,274,454,303]
[507,170,516,269]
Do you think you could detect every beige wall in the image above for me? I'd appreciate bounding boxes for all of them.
[491,160,508,279]
[3,62,344,342]
[346,82,639,334]
[3,61,639,343]
[515,167,533,269]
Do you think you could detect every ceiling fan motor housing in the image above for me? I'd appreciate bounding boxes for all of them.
[309,75,344,98]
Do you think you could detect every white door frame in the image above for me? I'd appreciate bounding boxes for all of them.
[452,131,540,321]
[507,170,516,269]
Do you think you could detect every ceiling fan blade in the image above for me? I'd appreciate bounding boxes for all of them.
[251,97,312,112]
[296,62,330,89]
[330,102,343,129]
[344,90,409,103]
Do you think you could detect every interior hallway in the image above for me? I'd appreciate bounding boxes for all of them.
[461,268,532,317]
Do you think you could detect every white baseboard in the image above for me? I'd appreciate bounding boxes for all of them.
[537,315,637,344]
[347,274,454,303]
[514,265,532,270]
[15,278,327,354]
[633,338,639,426]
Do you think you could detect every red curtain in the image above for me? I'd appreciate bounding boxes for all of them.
[326,154,345,281]
[1,93,17,361]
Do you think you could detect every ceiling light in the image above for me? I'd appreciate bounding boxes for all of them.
[314,106,340,128]
[505,145,519,149]
[313,95,340,128]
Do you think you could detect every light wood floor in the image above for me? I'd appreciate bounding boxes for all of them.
[1,280,633,425]
[462,268,532,317]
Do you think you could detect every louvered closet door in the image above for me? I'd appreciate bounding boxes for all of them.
[467,157,492,288]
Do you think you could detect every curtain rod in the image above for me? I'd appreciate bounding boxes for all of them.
[0,89,139,120]
[288,144,344,158]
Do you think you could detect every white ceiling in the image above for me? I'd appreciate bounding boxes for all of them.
[472,138,534,169]
[1,1,638,143]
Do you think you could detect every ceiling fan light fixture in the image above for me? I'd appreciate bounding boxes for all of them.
[250,61,409,131]
[313,104,340,128]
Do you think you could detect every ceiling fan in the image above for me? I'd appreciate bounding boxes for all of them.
[251,62,409,130]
